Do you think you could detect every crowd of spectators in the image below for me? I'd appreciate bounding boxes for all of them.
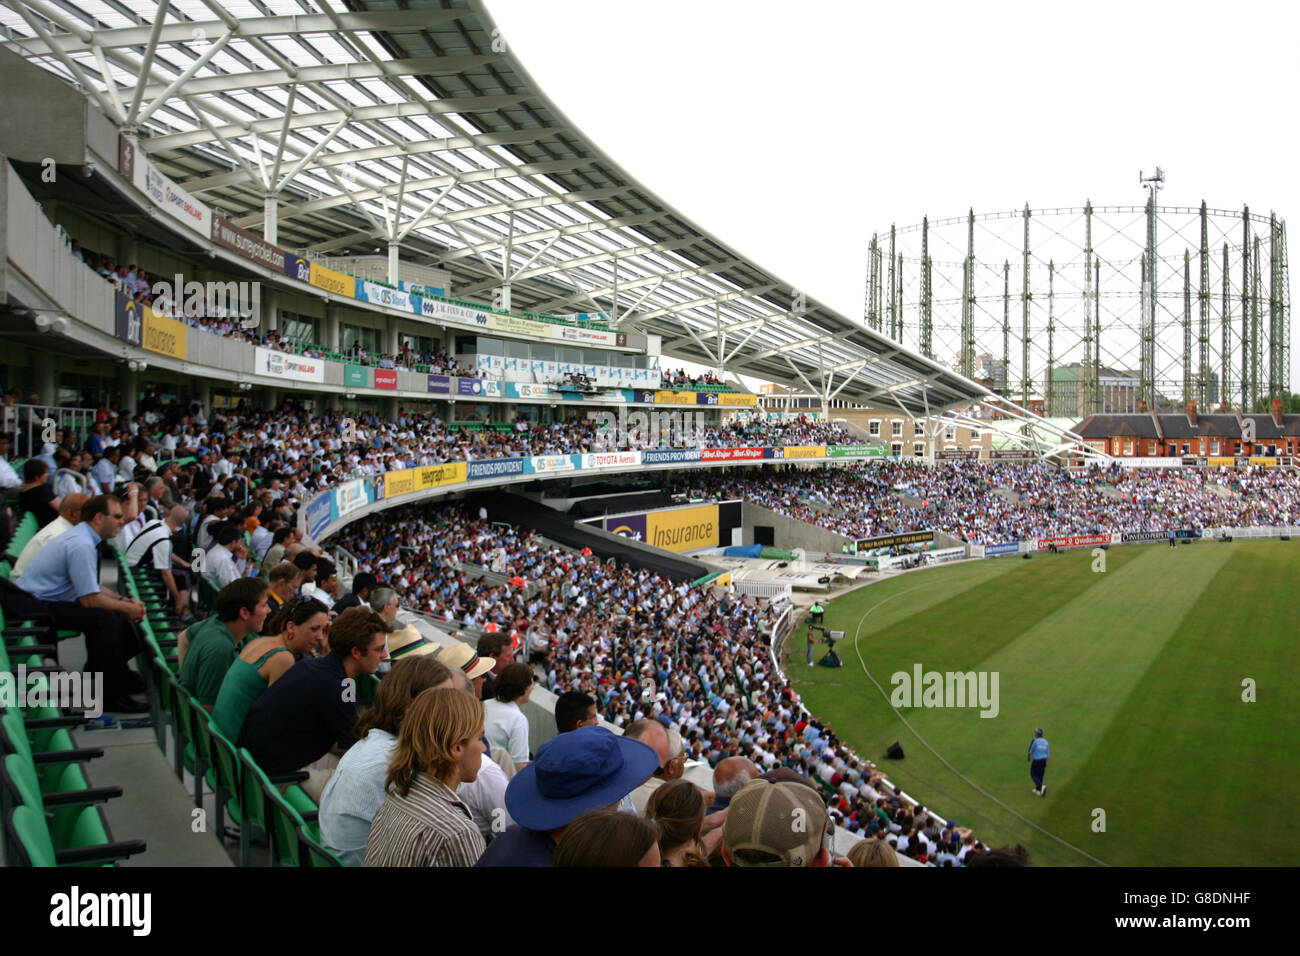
[328,501,993,865]
[8,381,1300,865]
[660,367,729,389]
[673,460,1300,545]
[68,235,482,374]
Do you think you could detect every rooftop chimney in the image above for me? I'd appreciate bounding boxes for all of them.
[1186,400,1198,426]
[1272,397,1284,427]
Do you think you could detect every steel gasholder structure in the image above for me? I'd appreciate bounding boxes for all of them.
[865,202,1290,415]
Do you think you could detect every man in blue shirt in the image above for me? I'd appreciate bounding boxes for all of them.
[0,494,149,712]
[238,606,389,801]
[1028,728,1050,796]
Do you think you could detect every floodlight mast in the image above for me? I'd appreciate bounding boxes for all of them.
[1140,167,1165,412]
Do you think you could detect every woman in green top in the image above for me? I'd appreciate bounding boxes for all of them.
[212,596,330,740]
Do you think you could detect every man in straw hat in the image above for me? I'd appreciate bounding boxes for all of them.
[436,641,494,698]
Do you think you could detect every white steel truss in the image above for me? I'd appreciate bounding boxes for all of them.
[0,0,989,416]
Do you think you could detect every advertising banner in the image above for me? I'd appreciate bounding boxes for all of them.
[505,383,554,399]
[581,451,642,470]
[374,369,398,390]
[458,378,486,396]
[420,297,494,326]
[555,325,619,346]
[122,137,210,238]
[210,215,286,272]
[717,392,758,407]
[308,262,354,297]
[467,458,527,480]
[827,443,889,458]
[357,280,413,313]
[701,447,764,462]
[142,307,188,360]
[486,313,554,339]
[642,449,702,466]
[382,462,467,499]
[936,449,980,459]
[383,468,417,499]
[344,365,369,388]
[1115,457,1183,468]
[335,478,369,518]
[984,541,1021,557]
[305,490,333,539]
[1207,457,1238,467]
[527,454,575,474]
[767,445,826,460]
[283,254,311,284]
[1248,457,1279,467]
[605,513,647,542]
[415,462,466,490]
[427,374,450,394]
[1037,533,1111,551]
[483,381,501,397]
[990,450,1036,460]
[654,390,699,406]
[1121,530,1200,543]
[855,530,935,551]
[115,290,142,347]
[646,505,720,552]
[254,347,325,383]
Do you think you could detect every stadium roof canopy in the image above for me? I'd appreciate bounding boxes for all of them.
[1,0,990,417]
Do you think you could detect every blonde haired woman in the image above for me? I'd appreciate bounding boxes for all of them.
[365,688,487,867]
[848,836,900,867]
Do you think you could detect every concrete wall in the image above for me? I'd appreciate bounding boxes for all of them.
[932,529,969,552]
[742,502,853,553]
[579,523,714,575]
[0,48,89,165]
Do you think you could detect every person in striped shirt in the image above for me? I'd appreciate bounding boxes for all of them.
[364,687,487,867]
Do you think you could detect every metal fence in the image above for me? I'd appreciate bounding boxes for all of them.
[2,403,99,456]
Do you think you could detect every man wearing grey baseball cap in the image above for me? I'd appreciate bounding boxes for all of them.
[720,778,834,867]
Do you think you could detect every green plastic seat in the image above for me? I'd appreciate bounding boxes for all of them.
[6,804,144,867]
[298,825,343,868]
[238,748,315,867]
[205,720,245,856]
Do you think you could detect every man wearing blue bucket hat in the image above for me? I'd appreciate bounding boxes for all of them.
[476,725,659,866]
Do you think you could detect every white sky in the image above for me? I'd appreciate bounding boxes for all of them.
[485,0,1300,393]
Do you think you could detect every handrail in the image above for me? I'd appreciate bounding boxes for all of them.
[2,403,99,457]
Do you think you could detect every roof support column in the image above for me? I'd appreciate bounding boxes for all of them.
[264,196,278,246]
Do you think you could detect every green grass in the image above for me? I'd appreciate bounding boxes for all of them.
[792,540,1300,866]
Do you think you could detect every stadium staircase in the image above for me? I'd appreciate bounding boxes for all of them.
[466,490,707,582]
[1,519,350,867]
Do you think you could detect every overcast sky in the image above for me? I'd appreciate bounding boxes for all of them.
[484,0,1299,392]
